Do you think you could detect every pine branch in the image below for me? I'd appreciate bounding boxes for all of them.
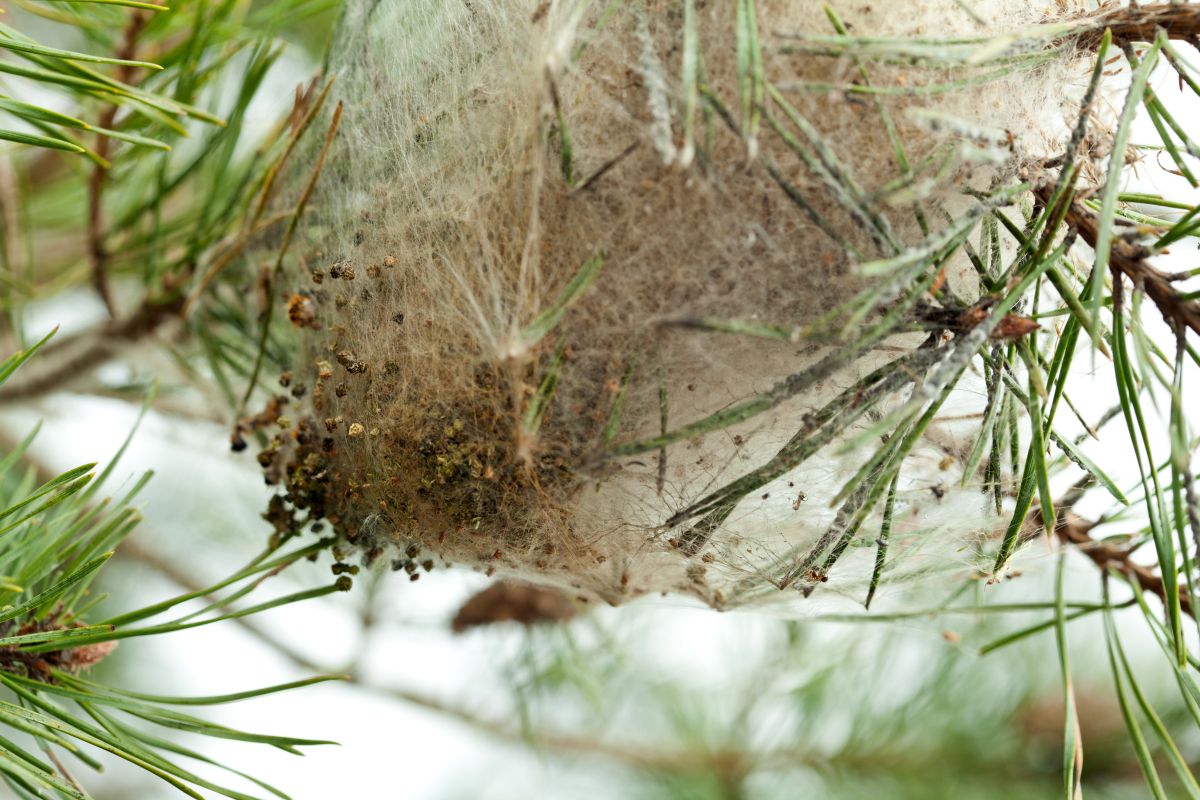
[0,296,183,403]
[87,6,156,319]
[0,354,340,797]
[1035,480,1194,620]
[1057,513,1192,619]
[1075,3,1200,50]
[1040,184,1200,338]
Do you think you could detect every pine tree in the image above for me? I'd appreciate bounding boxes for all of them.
[0,1,1197,798]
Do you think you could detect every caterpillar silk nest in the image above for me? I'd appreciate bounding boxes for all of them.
[265,0,1091,608]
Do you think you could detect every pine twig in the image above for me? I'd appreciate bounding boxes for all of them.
[1059,512,1192,619]
[1040,185,1200,338]
[87,7,156,318]
[0,296,184,403]
[1074,3,1200,51]
[1035,482,1194,619]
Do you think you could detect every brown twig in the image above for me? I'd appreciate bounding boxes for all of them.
[1059,512,1191,619]
[113,537,752,773]
[0,295,183,403]
[1033,482,1193,619]
[0,83,327,404]
[1037,185,1200,338]
[87,8,154,319]
[1073,3,1200,51]
[114,538,921,785]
